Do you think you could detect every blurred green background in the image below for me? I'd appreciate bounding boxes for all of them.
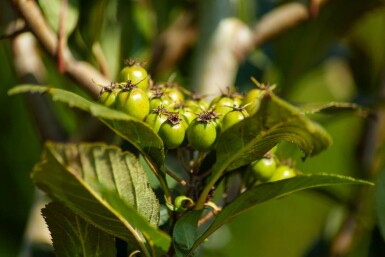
[1,0,385,256]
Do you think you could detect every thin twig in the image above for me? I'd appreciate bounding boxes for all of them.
[177,148,190,173]
[166,168,188,187]
[192,151,206,174]
[196,168,212,180]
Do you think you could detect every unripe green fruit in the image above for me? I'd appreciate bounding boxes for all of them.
[165,87,184,104]
[149,95,173,110]
[119,65,149,91]
[145,112,168,133]
[211,97,235,120]
[221,110,248,131]
[269,165,297,182]
[158,120,185,149]
[148,88,174,110]
[187,119,217,152]
[115,88,149,120]
[182,109,197,125]
[250,157,277,182]
[197,98,210,110]
[243,88,263,116]
[99,90,117,108]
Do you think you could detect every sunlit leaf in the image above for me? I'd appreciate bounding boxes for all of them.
[33,142,171,257]
[176,173,373,257]
[42,201,116,257]
[8,85,165,173]
[299,102,368,117]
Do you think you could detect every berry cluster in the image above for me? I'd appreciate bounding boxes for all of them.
[98,61,267,152]
[98,61,298,184]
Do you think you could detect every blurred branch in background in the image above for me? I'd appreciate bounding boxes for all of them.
[10,0,109,98]
[195,0,328,96]
[251,0,327,47]
[9,0,330,99]
[149,10,198,77]
[0,18,26,40]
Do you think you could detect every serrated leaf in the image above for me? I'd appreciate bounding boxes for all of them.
[299,102,369,117]
[33,142,171,257]
[8,85,165,173]
[101,189,171,257]
[216,91,332,172]
[176,173,373,257]
[38,0,79,35]
[42,201,116,257]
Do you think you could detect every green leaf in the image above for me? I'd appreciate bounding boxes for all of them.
[8,85,165,173]
[375,166,385,241]
[298,102,368,117]
[177,173,373,257]
[42,201,116,257]
[173,210,202,257]
[216,91,332,172]
[38,0,79,35]
[33,142,171,257]
[101,189,171,257]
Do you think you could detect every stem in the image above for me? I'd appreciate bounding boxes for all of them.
[129,250,141,257]
[177,148,189,173]
[166,168,188,187]
[195,166,224,210]
[196,168,212,180]
[191,151,206,174]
